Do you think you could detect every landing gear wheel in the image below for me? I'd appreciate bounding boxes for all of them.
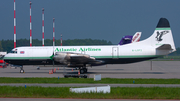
[80,68,87,74]
[20,66,24,73]
[20,69,24,73]
[80,69,84,74]
[37,67,40,70]
[83,68,87,73]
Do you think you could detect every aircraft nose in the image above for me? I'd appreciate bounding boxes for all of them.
[3,55,9,63]
[3,56,7,61]
[0,55,5,59]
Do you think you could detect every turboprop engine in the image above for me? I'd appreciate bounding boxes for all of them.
[53,52,91,65]
[53,52,69,64]
[53,52,105,67]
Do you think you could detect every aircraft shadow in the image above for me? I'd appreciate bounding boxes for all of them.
[59,71,165,74]
[4,71,164,74]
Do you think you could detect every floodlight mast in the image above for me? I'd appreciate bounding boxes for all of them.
[30,1,32,46]
[61,34,62,46]
[14,0,16,48]
[53,18,55,46]
[42,8,44,46]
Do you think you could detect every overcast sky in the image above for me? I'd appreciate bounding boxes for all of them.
[1,0,180,47]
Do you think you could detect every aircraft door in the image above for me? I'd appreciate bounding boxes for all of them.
[112,47,119,58]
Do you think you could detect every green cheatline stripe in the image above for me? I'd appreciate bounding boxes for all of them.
[93,55,160,58]
[4,55,161,60]
[3,57,51,60]
[155,28,171,30]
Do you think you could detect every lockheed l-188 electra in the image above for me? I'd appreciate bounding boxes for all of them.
[4,18,176,74]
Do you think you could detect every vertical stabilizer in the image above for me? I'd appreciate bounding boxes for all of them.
[144,18,176,52]
[132,32,141,43]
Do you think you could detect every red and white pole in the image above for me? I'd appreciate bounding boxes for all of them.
[14,0,16,48]
[53,18,55,46]
[30,1,32,46]
[61,34,62,46]
[42,8,44,46]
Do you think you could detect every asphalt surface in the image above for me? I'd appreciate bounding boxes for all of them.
[1,61,180,100]
[1,61,180,88]
[1,61,180,78]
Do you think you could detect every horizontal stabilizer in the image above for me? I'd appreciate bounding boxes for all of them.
[156,44,173,50]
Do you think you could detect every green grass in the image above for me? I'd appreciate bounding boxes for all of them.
[0,86,180,99]
[0,77,180,84]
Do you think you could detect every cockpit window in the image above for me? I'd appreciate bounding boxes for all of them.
[10,50,17,53]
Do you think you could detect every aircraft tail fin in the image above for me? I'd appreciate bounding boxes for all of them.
[118,35,132,45]
[118,32,142,45]
[144,18,176,53]
[132,32,141,43]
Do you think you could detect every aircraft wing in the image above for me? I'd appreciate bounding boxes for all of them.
[70,55,95,63]
[53,52,104,67]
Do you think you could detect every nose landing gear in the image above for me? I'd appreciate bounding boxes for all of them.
[20,66,24,73]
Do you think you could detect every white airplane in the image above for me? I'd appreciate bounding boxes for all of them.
[4,18,176,73]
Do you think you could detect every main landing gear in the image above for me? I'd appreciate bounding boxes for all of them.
[20,66,24,73]
[79,67,88,74]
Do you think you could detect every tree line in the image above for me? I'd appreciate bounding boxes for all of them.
[0,39,112,52]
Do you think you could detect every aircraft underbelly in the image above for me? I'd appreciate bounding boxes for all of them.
[5,56,158,66]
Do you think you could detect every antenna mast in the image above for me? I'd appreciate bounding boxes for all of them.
[53,18,55,46]
[42,8,44,46]
[14,0,16,48]
[30,1,32,46]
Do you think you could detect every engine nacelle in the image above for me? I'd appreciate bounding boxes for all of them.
[53,52,69,64]
[53,52,90,64]
[53,52,104,66]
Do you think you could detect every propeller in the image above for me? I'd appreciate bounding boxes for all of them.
[50,52,55,68]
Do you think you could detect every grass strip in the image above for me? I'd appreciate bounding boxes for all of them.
[0,77,180,84]
[0,86,180,99]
